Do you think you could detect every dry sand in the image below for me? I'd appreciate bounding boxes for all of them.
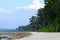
[16,32,60,40]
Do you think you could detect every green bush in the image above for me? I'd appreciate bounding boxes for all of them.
[38,25,56,32]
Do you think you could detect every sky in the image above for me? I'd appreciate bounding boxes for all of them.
[0,0,44,29]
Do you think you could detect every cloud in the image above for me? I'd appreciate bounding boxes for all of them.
[16,0,45,10]
[0,8,11,13]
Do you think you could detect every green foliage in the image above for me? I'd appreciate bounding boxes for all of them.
[37,0,60,32]
[55,18,60,32]
[38,25,56,32]
[29,16,40,31]
[29,0,60,32]
[17,0,60,32]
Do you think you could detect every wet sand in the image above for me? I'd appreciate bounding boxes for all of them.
[0,32,31,40]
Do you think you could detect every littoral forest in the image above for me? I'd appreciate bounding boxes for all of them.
[16,0,60,32]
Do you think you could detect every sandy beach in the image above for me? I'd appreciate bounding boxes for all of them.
[16,32,60,40]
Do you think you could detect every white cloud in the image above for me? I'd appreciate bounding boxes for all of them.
[16,0,45,10]
[0,8,11,13]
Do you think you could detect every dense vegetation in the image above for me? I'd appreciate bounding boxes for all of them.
[16,0,60,32]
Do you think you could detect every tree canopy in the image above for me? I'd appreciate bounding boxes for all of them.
[17,0,60,32]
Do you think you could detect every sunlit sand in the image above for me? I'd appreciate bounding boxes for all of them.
[16,32,60,40]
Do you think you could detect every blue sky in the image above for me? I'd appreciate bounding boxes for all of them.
[0,0,44,29]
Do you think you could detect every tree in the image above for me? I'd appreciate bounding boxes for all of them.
[38,0,60,32]
[29,16,39,31]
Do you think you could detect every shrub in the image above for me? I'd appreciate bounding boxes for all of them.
[38,24,56,32]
